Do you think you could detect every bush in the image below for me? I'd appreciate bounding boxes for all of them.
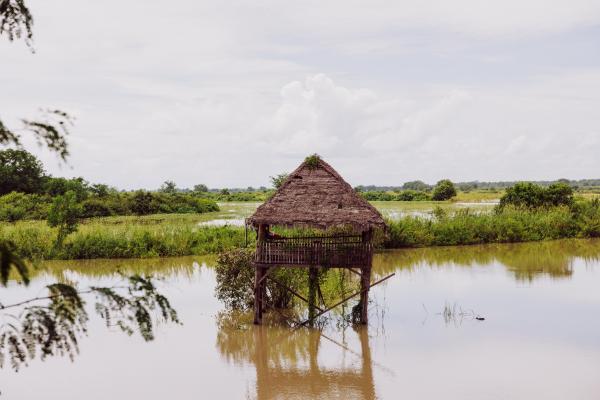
[194,198,219,213]
[432,179,457,201]
[214,248,255,310]
[130,191,158,215]
[81,199,114,218]
[215,248,307,311]
[396,190,430,201]
[499,182,573,209]
[0,192,50,222]
[43,177,89,201]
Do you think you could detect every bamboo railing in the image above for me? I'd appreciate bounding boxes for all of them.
[254,235,371,267]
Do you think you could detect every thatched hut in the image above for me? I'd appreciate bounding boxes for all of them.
[248,155,386,325]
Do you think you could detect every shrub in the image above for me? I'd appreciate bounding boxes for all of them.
[215,248,307,311]
[396,190,430,201]
[47,191,82,246]
[130,190,158,215]
[214,248,255,310]
[81,198,114,218]
[0,192,50,222]
[499,182,573,209]
[43,177,89,201]
[432,179,457,201]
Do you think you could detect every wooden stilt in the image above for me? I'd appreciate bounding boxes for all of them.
[295,273,395,329]
[268,275,324,312]
[359,266,371,324]
[254,266,267,324]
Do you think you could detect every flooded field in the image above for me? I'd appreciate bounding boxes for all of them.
[1,239,600,399]
[200,201,498,226]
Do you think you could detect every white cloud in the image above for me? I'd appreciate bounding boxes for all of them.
[1,0,600,188]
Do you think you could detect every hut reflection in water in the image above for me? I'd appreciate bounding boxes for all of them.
[216,313,377,400]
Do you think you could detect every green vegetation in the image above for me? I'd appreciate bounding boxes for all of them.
[270,173,289,189]
[47,190,81,247]
[215,248,306,310]
[3,148,600,261]
[360,190,431,201]
[499,182,573,209]
[215,248,358,313]
[385,199,600,248]
[0,187,220,221]
[0,214,249,260]
[0,149,221,222]
[0,149,45,195]
[304,153,321,169]
[431,179,457,201]
[2,196,600,261]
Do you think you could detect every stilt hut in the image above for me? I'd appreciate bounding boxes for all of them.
[247,155,387,325]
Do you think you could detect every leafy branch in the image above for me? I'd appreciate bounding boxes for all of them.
[0,275,180,371]
[1,109,73,161]
[0,0,33,50]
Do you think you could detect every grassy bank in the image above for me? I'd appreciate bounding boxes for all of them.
[1,215,249,260]
[385,205,600,247]
[2,201,600,260]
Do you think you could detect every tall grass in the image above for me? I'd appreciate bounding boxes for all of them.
[0,217,249,260]
[2,201,600,260]
[385,205,599,248]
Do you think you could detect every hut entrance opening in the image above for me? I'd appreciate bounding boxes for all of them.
[247,155,388,326]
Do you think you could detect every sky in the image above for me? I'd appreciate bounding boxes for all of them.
[1,0,600,189]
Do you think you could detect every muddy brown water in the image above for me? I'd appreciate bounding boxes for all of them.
[1,239,600,399]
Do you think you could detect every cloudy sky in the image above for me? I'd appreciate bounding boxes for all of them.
[2,0,600,189]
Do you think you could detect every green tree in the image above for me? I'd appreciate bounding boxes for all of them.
[47,190,81,247]
[43,176,89,201]
[0,149,45,195]
[90,183,110,198]
[130,190,158,215]
[545,182,574,207]
[402,180,431,192]
[432,179,457,201]
[193,183,209,193]
[499,182,573,209]
[160,180,177,194]
[270,173,288,189]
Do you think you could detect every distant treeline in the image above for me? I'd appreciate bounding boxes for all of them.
[2,148,600,224]
[355,178,600,193]
[0,149,220,222]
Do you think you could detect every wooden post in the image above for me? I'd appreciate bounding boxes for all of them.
[359,228,373,325]
[359,265,371,324]
[254,224,269,325]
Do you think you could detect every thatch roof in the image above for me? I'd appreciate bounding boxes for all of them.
[248,157,386,231]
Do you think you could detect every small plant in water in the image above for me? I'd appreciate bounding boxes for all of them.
[436,302,484,326]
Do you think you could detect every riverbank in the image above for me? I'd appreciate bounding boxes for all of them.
[2,201,599,260]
